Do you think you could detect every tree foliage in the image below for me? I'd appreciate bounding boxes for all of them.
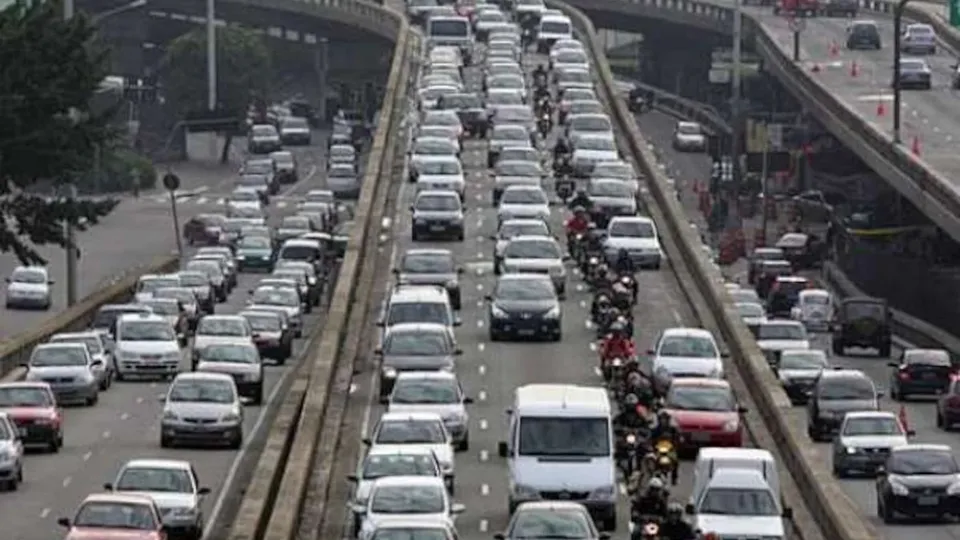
[0,0,120,265]
[161,25,272,115]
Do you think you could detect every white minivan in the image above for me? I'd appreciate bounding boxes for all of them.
[497,384,617,530]
[688,468,792,539]
[427,15,472,49]
[537,14,573,53]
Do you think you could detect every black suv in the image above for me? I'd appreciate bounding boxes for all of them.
[807,369,881,442]
[877,445,960,523]
[889,348,953,401]
[846,20,881,50]
[831,297,892,357]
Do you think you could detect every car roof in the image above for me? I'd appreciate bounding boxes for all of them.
[173,371,235,383]
[844,411,896,421]
[661,327,714,339]
[775,276,809,283]
[390,285,449,302]
[199,314,246,321]
[403,248,454,257]
[380,411,445,422]
[515,501,592,512]
[395,371,457,382]
[507,234,557,243]
[384,322,451,334]
[122,458,192,471]
[818,369,870,380]
[118,313,168,324]
[82,492,157,505]
[610,216,654,225]
[892,443,951,453]
[0,381,52,391]
[669,377,730,389]
[50,331,101,339]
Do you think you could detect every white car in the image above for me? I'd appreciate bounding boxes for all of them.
[734,302,767,332]
[551,48,589,72]
[486,74,527,101]
[135,273,182,303]
[421,110,464,140]
[113,313,182,380]
[755,320,811,366]
[566,113,614,141]
[5,265,52,309]
[104,458,210,539]
[364,519,458,540]
[418,85,458,110]
[365,412,456,484]
[492,219,551,265]
[777,349,829,404]
[25,342,100,406]
[47,331,114,390]
[571,134,619,175]
[248,286,304,336]
[160,372,244,449]
[355,476,464,540]
[673,121,706,152]
[550,38,585,57]
[348,448,446,532]
[386,371,473,451]
[650,328,724,389]
[498,235,567,295]
[278,116,311,145]
[411,136,460,174]
[555,67,593,91]
[790,288,833,331]
[497,185,550,223]
[603,216,662,269]
[194,342,264,404]
[192,315,254,352]
[0,413,24,490]
[832,411,912,477]
[414,157,466,199]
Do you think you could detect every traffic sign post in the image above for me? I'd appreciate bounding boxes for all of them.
[788,17,806,61]
[163,172,184,259]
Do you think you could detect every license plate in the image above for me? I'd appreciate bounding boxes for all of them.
[429,225,445,232]
[921,372,939,380]
[517,329,535,336]
[18,427,27,437]
[690,432,710,442]
[918,496,939,506]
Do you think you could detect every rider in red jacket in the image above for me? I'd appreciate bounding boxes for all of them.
[601,321,636,363]
[565,207,590,235]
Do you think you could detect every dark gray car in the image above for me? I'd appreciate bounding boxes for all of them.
[375,323,462,397]
[395,248,464,310]
[807,369,882,441]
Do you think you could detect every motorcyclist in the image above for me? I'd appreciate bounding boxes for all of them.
[533,64,548,86]
[565,207,590,235]
[651,410,681,485]
[659,503,696,540]
[635,522,661,540]
[534,84,551,105]
[601,321,636,362]
[553,135,571,160]
[614,393,648,429]
[632,477,669,522]
[568,187,592,213]
[615,248,636,274]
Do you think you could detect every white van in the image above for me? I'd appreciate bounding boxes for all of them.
[497,384,617,530]
[690,448,781,507]
[427,16,472,49]
[688,468,792,539]
[537,14,573,53]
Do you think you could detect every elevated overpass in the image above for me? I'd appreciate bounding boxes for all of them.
[566,0,960,243]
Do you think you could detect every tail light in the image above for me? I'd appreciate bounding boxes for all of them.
[898,369,911,381]
[948,396,960,408]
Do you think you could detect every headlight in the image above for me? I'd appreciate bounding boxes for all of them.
[162,410,178,421]
[170,507,198,517]
[709,366,723,378]
[491,305,509,318]
[845,446,859,455]
[444,412,466,424]
[81,371,96,383]
[221,413,241,423]
[0,450,12,461]
[544,306,561,319]
[445,280,458,288]
[511,483,539,498]
[947,482,960,495]
[549,265,564,276]
[722,420,739,432]
[245,371,261,382]
[415,218,427,225]
[164,352,181,360]
[383,367,397,378]
[590,485,616,499]
[890,481,909,496]
[308,277,316,285]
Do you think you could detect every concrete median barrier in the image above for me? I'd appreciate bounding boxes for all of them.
[555,2,877,539]
[0,254,179,382]
[224,4,413,539]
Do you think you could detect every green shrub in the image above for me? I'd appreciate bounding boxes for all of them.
[76,149,157,194]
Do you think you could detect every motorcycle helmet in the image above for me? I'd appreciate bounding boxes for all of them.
[613,282,629,295]
[620,275,633,286]
[647,477,664,490]
[573,205,585,215]
[657,409,671,426]
[626,371,643,387]
[667,502,684,520]
[623,393,639,406]
[657,455,672,468]
[610,320,625,334]
[596,293,610,305]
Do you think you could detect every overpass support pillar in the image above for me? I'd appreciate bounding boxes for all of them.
[314,37,330,124]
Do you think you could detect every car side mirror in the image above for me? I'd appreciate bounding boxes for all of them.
[453,317,462,327]
[451,503,466,514]
[391,268,399,274]
[347,474,358,482]
[887,362,899,368]
[409,205,415,211]
[103,482,114,490]
[498,441,509,457]
[455,348,464,355]
[489,234,497,240]
[374,348,383,355]
[198,487,211,495]
[907,429,917,436]
[876,391,885,399]
[876,466,887,476]
[57,518,70,528]
[737,406,748,414]
[484,294,493,301]
[463,397,474,404]
[362,438,372,446]
[685,503,695,514]
[457,267,465,274]
[494,534,506,540]
[379,396,389,405]
[782,507,793,519]
[157,394,167,402]
[48,280,55,285]
[375,321,385,327]
[3,277,9,283]
[647,349,655,355]
[91,360,103,367]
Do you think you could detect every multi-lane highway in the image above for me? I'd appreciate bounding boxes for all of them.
[0,131,337,540]
[0,131,328,340]
[639,107,960,540]
[751,4,960,186]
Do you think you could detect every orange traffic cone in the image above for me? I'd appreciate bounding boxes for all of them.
[850,60,859,77]
[898,404,910,432]
[829,41,839,56]
[911,135,921,156]
[877,100,886,117]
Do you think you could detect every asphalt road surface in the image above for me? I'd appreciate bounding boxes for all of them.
[639,107,960,540]
[338,34,749,540]
[0,143,340,540]
[752,4,960,192]
[0,131,329,341]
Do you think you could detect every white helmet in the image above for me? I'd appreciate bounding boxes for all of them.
[647,477,664,490]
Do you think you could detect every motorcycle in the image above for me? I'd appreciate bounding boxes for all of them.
[618,273,638,305]
[556,176,575,203]
[537,114,552,138]
[558,102,570,125]
[616,427,645,477]
[653,438,679,486]
[566,230,585,260]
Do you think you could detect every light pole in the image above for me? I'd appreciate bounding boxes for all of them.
[317,37,329,124]
[60,183,79,306]
[729,0,744,225]
[207,0,217,111]
[892,0,910,144]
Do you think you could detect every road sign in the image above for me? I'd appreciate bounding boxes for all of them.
[788,17,806,32]
[162,172,180,191]
[767,124,784,150]
[951,0,960,28]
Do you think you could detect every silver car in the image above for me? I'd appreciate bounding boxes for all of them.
[491,219,551,268]
[5,265,52,309]
[348,447,445,531]
[0,413,24,490]
[672,121,706,152]
[105,458,210,540]
[385,371,473,451]
[194,343,264,405]
[24,343,99,406]
[832,411,912,477]
[159,372,244,449]
[47,332,113,390]
[248,286,303,337]
[498,235,568,297]
[497,185,550,224]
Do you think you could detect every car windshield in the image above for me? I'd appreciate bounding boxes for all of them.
[571,101,603,114]
[678,123,702,135]
[362,454,438,480]
[197,318,247,336]
[121,321,175,341]
[730,290,760,303]
[31,347,86,367]
[844,302,885,319]
[11,268,45,283]
[576,137,615,151]
[558,70,590,83]
[116,467,192,493]
[496,162,541,177]
[370,485,445,514]
[251,288,298,306]
[541,20,571,34]
[199,214,225,227]
[179,273,209,287]
[231,191,259,202]
[376,420,446,444]
[699,488,779,516]
[801,294,830,306]
[51,335,102,355]
[392,379,459,404]
[239,175,268,187]
[416,195,460,211]
[889,449,958,475]
[386,332,451,355]
[239,236,272,249]
[509,509,591,539]
[488,92,523,105]
[556,51,586,64]
[589,181,632,197]
[667,384,734,411]
[329,167,355,178]
[757,323,806,340]
[735,303,765,318]
[155,289,194,305]
[504,239,560,259]
[843,416,902,436]
[94,308,146,328]
[658,336,717,358]
[424,114,459,127]
[199,345,258,364]
[282,117,308,129]
[0,386,52,407]
[499,222,548,239]
[138,277,179,293]
[74,502,158,530]
[415,140,455,155]
[281,217,310,230]
[518,416,610,457]
[387,303,449,326]
[502,189,547,205]
[241,313,282,332]
[331,146,356,157]
[610,220,654,238]
[252,125,276,137]
[402,253,455,273]
[571,116,610,131]
[779,351,828,370]
[819,378,875,400]
[494,108,532,123]
[168,380,235,404]
[373,528,448,540]
[445,94,481,108]
[496,278,555,300]
[419,161,462,175]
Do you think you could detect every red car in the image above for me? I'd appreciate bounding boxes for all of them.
[0,382,63,452]
[182,213,226,246]
[665,378,746,450]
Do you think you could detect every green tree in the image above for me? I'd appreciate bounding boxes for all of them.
[0,0,120,265]
[161,25,271,116]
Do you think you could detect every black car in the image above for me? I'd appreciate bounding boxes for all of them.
[239,310,294,363]
[776,349,830,405]
[395,248,464,310]
[831,297,892,357]
[765,276,811,317]
[889,348,953,400]
[877,445,960,523]
[331,221,352,258]
[774,232,825,269]
[375,323,462,397]
[441,92,488,138]
[754,260,793,299]
[807,369,881,441]
[846,20,881,50]
[486,274,562,342]
[747,247,785,284]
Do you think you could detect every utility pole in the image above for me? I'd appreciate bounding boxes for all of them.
[207,0,217,111]
[892,0,911,144]
[317,37,329,124]
[63,184,79,307]
[729,0,744,226]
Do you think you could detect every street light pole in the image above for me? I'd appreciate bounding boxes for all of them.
[206,0,217,110]
[64,0,73,19]
[317,37,329,124]
[63,184,79,307]
[893,0,910,144]
[729,0,744,225]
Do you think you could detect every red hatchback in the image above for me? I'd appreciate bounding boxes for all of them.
[665,378,746,450]
[0,382,63,452]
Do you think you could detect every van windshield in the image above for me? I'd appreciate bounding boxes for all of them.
[280,245,319,262]
[518,416,610,457]
[430,19,468,37]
